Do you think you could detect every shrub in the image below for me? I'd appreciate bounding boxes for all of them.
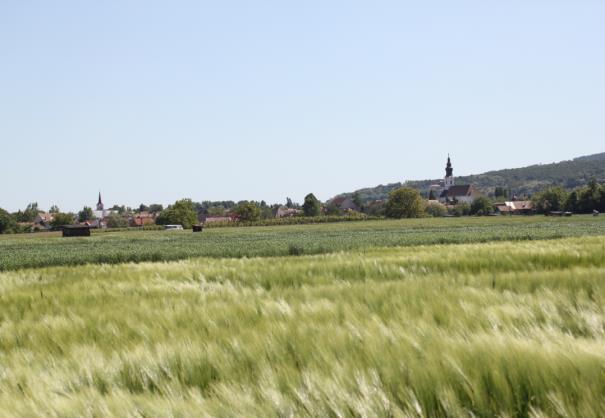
[470,197,494,216]
[385,188,425,219]
[425,201,447,217]
[156,199,198,229]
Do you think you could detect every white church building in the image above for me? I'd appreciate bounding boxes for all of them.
[436,156,481,205]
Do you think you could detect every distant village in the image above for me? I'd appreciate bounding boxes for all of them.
[3,155,602,235]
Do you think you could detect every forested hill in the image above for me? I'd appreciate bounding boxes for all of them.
[335,152,605,202]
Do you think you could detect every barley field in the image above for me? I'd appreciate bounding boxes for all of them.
[2,216,605,271]
[1,236,604,417]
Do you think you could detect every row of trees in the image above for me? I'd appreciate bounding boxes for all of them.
[382,188,496,219]
[2,181,603,233]
[532,179,605,213]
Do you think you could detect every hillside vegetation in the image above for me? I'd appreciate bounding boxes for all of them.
[340,152,605,202]
[2,216,605,271]
[0,237,604,416]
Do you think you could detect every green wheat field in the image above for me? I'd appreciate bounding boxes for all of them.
[1,217,605,416]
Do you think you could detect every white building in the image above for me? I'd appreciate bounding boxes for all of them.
[437,156,481,204]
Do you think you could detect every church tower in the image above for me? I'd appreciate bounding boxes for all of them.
[96,192,104,211]
[444,155,455,190]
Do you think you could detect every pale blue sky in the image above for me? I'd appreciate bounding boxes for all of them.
[1,1,603,212]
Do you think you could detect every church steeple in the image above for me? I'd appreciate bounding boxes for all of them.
[97,192,104,211]
[444,155,455,190]
[445,154,453,178]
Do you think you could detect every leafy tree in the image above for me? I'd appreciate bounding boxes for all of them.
[324,201,342,216]
[233,201,261,222]
[78,206,95,222]
[106,213,129,228]
[425,201,447,217]
[148,204,164,213]
[470,196,494,216]
[428,189,436,200]
[532,187,568,213]
[49,205,60,214]
[156,199,198,228]
[111,205,127,214]
[494,187,508,199]
[302,193,321,217]
[365,200,386,217]
[259,201,274,219]
[352,192,363,210]
[385,188,425,218]
[450,203,471,217]
[51,213,75,228]
[565,190,578,212]
[15,202,39,222]
[0,208,16,234]
[207,206,226,216]
[138,204,150,213]
[286,198,293,209]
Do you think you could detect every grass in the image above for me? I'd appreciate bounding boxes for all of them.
[1,215,605,271]
[0,236,604,416]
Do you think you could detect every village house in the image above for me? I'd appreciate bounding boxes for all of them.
[276,206,302,218]
[34,212,54,229]
[328,196,361,213]
[495,201,534,215]
[129,212,156,227]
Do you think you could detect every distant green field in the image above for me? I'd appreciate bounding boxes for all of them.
[1,236,604,416]
[2,216,605,271]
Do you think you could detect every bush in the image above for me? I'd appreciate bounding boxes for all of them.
[106,214,129,228]
[450,203,471,217]
[156,199,198,229]
[233,202,261,222]
[51,213,75,228]
[288,244,304,256]
[0,208,15,234]
[470,197,494,216]
[302,193,321,217]
[385,188,425,219]
[425,201,447,217]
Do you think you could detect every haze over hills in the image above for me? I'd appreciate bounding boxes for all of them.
[334,152,605,203]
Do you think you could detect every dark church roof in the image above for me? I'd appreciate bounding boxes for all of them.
[440,185,477,198]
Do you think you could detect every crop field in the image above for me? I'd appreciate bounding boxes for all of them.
[2,215,605,271]
[0,236,604,416]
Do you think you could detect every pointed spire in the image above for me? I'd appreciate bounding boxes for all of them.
[97,191,104,211]
[445,155,453,178]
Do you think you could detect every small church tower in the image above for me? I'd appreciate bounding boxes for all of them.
[96,192,104,211]
[444,155,455,190]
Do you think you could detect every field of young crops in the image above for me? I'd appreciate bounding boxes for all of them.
[0,236,604,416]
[1,215,605,271]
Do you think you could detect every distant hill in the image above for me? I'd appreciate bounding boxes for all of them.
[334,152,605,202]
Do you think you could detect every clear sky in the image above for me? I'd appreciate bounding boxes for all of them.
[1,1,603,212]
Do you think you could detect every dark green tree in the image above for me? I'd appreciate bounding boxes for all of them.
[15,203,39,222]
[532,187,568,213]
[470,196,494,216]
[352,192,363,210]
[428,189,436,200]
[78,206,95,222]
[106,213,129,228]
[51,213,75,228]
[302,193,321,217]
[385,188,425,218]
[156,199,198,228]
[49,205,60,214]
[565,190,578,212]
[234,201,261,222]
[0,208,16,234]
[148,204,164,213]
